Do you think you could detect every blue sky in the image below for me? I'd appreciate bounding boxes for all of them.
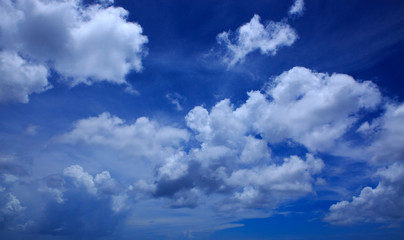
[1,0,404,239]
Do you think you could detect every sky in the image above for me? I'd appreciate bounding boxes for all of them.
[1,0,404,239]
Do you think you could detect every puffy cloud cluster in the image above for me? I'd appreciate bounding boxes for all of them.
[23,165,126,237]
[0,155,30,228]
[325,102,404,225]
[325,163,404,225]
[217,14,297,67]
[58,67,383,213]
[0,152,128,237]
[60,112,190,161]
[0,0,147,103]
[187,67,381,152]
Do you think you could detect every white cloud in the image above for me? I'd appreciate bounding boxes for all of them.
[0,0,148,101]
[60,112,190,161]
[225,154,323,209]
[158,152,189,180]
[166,92,185,111]
[261,66,381,151]
[365,103,404,163]
[145,66,379,210]
[63,165,97,195]
[289,0,304,16]
[0,51,50,103]
[186,67,381,153]
[240,136,271,164]
[217,14,297,67]
[325,163,404,225]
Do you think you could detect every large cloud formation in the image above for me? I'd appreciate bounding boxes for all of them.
[59,67,382,214]
[2,66,402,237]
[0,0,148,103]
[325,102,404,225]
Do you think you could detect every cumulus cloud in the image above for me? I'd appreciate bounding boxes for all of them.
[224,154,324,210]
[0,0,148,102]
[24,165,127,237]
[362,103,404,163]
[0,51,50,103]
[262,67,381,151]
[60,112,190,161]
[187,67,381,152]
[325,102,404,225]
[289,0,304,16]
[125,66,382,211]
[325,163,404,225]
[217,14,297,67]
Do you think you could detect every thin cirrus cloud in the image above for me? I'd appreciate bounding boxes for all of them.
[217,14,298,67]
[0,0,148,103]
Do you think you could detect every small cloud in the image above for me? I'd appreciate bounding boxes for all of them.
[124,84,140,96]
[166,92,185,111]
[25,125,39,136]
[217,14,297,67]
[289,0,305,16]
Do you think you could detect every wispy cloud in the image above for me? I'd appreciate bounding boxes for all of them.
[289,0,304,16]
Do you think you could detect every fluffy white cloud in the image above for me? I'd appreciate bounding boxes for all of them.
[187,67,381,152]
[63,165,98,195]
[289,0,304,16]
[362,103,404,163]
[0,0,148,102]
[217,14,297,67]
[325,163,404,225]
[261,67,381,151]
[225,154,323,209]
[139,66,379,210]
[60,112,190,161]
[0,51,50,103]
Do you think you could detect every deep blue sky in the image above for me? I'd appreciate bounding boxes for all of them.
[1,0,404,239]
